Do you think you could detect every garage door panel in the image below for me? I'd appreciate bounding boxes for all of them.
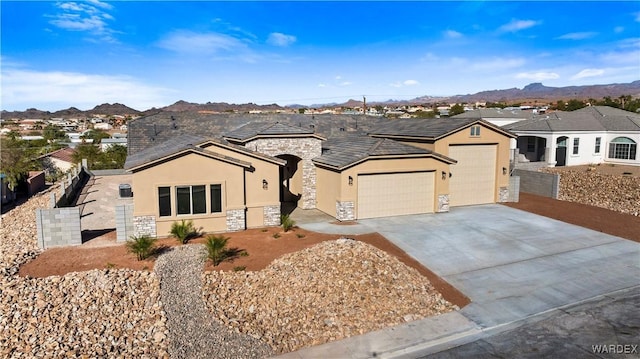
[449,145,496,207]
[357,172,434,219]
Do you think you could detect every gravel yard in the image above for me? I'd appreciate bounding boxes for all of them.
[541,164,640,216]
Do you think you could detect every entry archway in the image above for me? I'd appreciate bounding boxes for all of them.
[276,154,303,214]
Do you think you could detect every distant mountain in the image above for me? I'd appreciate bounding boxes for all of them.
[447,81,640,103]
[2,81,638,118]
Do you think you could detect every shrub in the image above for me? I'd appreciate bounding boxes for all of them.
[296,233,306,239]
[126,235,157,261]
[205,234,230,266]
[170,219,197,244]
[273,233,281,239]
[281,214,296,232]
[233,266,246,272]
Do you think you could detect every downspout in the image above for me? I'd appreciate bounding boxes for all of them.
[242,169,247,230]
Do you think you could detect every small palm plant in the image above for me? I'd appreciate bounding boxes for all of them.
[281,214,296,232]
[126,235,157,261]
[170,219,196,244]
[205,234,230,266]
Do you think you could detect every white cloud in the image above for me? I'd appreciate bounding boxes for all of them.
[390,80,420,88]
[556,32,598,40]
[1,67,172,111]
[47,1,117,42]
[317,83,326,88]
[444,30,462,39]
[267,32,297,47]
[635,11,640,22]
[571,69,605,80]
[515,72,560,81]
[339,81,352,87]
[499,19,541,32]
[157,30,249,55]
[614,26,624,33]
[470,57,526,71]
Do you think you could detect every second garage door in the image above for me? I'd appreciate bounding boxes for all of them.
[357,172,435,219]
[449,144,497,207]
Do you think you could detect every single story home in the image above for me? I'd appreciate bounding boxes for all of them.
[38,147,76,174]
[124,113,515,237]
[501,106,640,167]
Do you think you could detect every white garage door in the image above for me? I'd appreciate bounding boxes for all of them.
[449,145,497,207]
[357,172,435,219]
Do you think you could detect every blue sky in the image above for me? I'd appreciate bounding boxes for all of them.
[2,1,639,111]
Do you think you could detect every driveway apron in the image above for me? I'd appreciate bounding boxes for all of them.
[359,205,640,328]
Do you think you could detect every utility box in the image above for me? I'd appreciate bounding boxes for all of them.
[119,184,132,198]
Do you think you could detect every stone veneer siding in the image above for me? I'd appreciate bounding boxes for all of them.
[245,137,322,210]
[499,186,509,203]
[133,215,157,238]
[437,194,450,213]
[263,204,281,226]
[336,201,355,221]
[226,209,246,231]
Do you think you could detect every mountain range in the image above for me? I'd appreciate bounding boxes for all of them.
[2,81,639,119]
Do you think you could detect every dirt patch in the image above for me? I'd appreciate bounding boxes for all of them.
[504,192,640,243]
[18,227,469,308]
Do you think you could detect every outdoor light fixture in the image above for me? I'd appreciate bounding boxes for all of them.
[441,171,447,180]
[348,176,353,186]
[502,167,507,175]
[262,179,268,190]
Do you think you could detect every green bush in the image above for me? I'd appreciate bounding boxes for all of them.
[281,214,296,232]
[170,219,197,244]
[273,232,281,239]
[233,266,246,272]
[126,235,157,261]
[205,234,230,266]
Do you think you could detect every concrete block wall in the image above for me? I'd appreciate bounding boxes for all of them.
[35,207,82,249]
[115,203,134,242]
[513,169,559,199]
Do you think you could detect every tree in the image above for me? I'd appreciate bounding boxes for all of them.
[82,129,110,144]
[0,137,38,201]
[43,125,67,143]
[566,99,586,111]
[102,144,127,168]
[73,143,101,168]
[449,104,465,116]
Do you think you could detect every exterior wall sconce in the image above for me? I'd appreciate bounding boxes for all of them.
[262,179,268,190]
[502,167,507,175]
[348,176,353,186]
[441,171,447,180]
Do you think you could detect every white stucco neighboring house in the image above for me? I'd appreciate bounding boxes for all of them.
[502,106,639,167]
[101,137,128,151]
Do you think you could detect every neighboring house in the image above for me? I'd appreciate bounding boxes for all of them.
[452,108,533,127]
[101,138,128,151]
[38,147,76,174]
[502,106,640,167]
[94,122,113,130]
[124,113,515,237]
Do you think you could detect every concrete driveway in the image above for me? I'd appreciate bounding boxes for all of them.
[358,205,640,328]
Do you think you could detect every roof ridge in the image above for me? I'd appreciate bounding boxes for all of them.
[367,138,385,154]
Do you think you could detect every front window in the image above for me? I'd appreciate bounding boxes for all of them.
[470,125,481,137]
[608,137,637,160]
[158,187,171,217]
[594,137,601,154]
[176,185,206,215]
[573,138,579,155]
[210,184,222,213]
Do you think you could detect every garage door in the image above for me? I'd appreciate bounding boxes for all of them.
[449,145,497,207]
[357,172,434,219]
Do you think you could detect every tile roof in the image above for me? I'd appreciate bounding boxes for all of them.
[452,108,534,120]
[368,117,514,139]
[503,106,640,132]
[224,122,316,141]
[39,147,76,163]
[124,134,207,170]
[313,136,455,170]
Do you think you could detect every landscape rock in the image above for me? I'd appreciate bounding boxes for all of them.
[202,239,456,354]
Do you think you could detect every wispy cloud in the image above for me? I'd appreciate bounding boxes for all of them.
[499,19,541,32]
[390,80,420,88]
[267,32,297,47]
[47,1,117,42]
[444,30,463,39]
[556,32,598,40]
[635,11,640,22]
[157,30,249,55]
[515,72,560,81]
[2,66,172,111]
[571,69,605,80]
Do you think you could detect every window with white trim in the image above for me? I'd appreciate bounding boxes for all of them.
[594,137,601,154]
[176,185,206,215]
[470,125,481,137]
[608,137,637,160]
[572,138,580,155]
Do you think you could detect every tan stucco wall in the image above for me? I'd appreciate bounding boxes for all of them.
[131,148,280,235]
[315,167,342,217]
[315,157,450,216]
[433,124,512,197]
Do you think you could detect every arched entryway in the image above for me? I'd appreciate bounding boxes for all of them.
[277,154,303,215]
[556,136,568,166]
